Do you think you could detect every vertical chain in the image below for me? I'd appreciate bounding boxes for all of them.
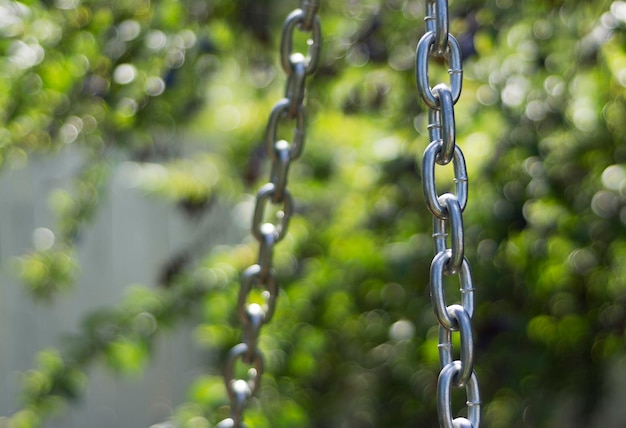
[415,1,481,427]
[217,2,321,427]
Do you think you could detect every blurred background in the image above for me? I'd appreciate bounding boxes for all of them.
[0,0,624,427]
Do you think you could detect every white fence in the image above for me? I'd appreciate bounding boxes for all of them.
[0,148,241,427]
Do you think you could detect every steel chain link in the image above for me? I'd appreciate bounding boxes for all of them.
[217,2,320,427]
[416,1,481,427]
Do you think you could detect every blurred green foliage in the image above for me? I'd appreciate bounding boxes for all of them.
[3,0,626,427]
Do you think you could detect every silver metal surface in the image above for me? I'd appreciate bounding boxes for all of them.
[416,0,481,426]
[439,304,474,385]
[425,0,449,56]
[437,361,481,428]
[415,32,462,109]
[219,2,321,426]
[422,142,468,219]
[265,99,305,161]
[238,265,278,326]
[434,194,464,273]
[429,252,474,329]
[251,183,293,243]
[434,84,455,165]
[280,8,321,75]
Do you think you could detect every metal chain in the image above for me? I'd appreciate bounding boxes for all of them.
[217,2,321,427]
[416,1,481,427]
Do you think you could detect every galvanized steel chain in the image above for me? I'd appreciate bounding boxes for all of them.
[217,2,321,427]
[416,1,481,427]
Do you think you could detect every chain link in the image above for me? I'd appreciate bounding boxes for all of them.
[416,1,481,426]
[218,2,321,427]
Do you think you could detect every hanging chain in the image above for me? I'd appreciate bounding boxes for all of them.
[416,1,481,427]
[217,2,321,427]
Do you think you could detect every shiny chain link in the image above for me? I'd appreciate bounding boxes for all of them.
[416,1,481,427]
[217,2,321,427]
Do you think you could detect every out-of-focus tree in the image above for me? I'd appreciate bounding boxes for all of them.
[3,0,626,427]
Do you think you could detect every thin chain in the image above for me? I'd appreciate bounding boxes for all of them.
[416,1,481,427]
[217,2,321,427]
